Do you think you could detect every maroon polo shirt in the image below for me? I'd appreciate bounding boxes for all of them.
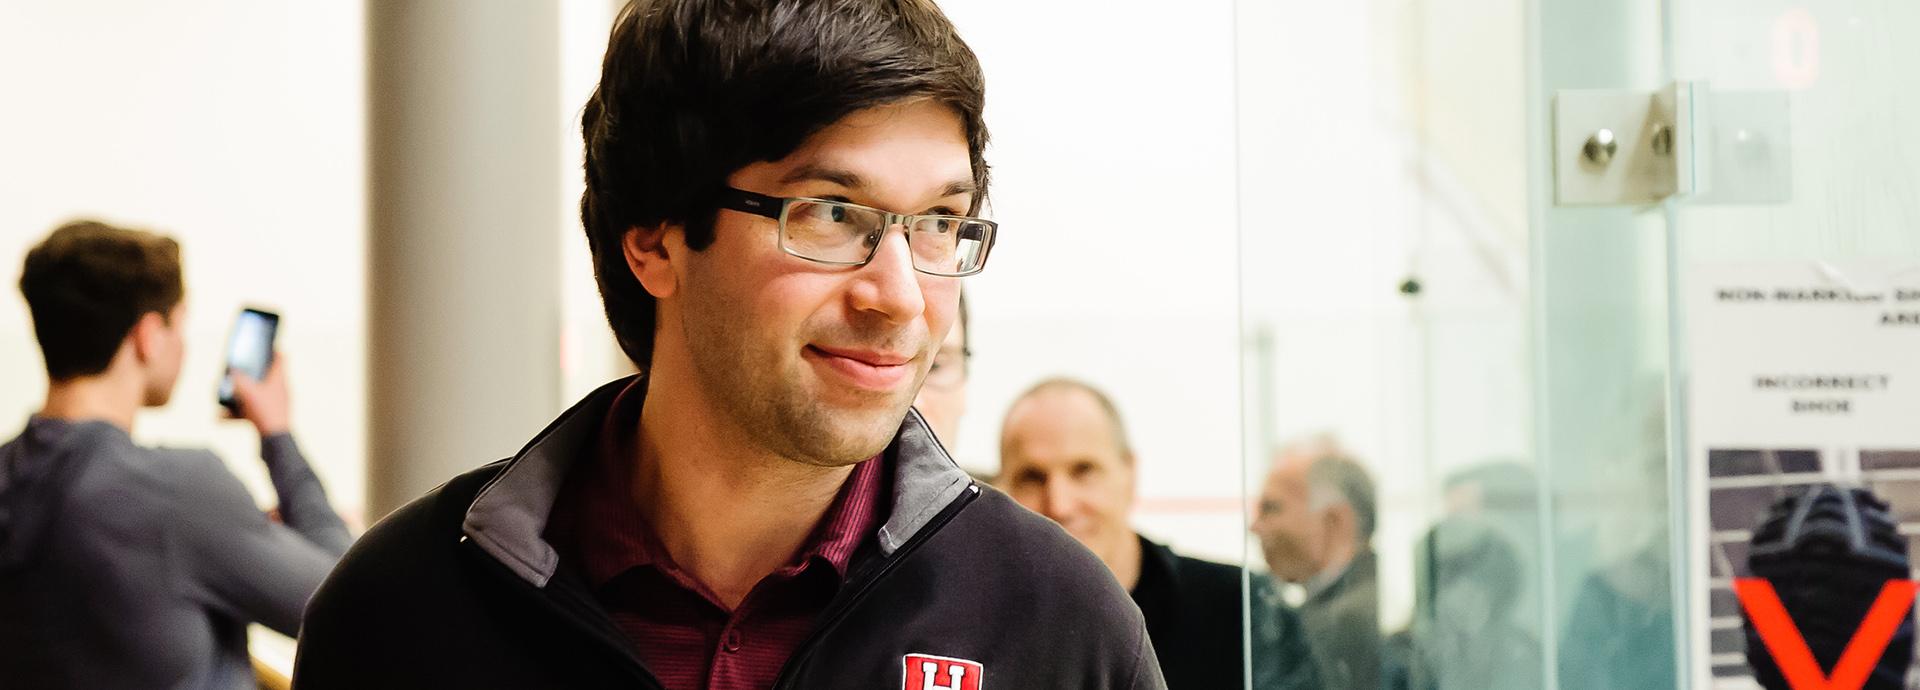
[548,382,889,690]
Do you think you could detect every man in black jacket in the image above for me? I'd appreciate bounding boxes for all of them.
[997,379,1322,690]
[293,1,1164,689]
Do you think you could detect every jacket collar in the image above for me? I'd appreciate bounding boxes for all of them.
[1135,535,1182,591]
[460,375,974,588]
[1306,548,1377,604]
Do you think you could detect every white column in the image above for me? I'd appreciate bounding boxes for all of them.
[366,1,564,518]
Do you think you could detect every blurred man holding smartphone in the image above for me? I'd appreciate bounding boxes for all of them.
[0,220,351,689]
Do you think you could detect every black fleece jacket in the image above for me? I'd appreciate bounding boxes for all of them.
[293,377,1165,689]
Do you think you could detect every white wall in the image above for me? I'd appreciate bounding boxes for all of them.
[937,0,1248,563]
[0,1,369,526]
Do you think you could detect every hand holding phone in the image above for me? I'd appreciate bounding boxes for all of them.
[228,355,291,436]
[219,308,288,435]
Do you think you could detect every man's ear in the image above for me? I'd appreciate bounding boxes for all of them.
[128,311,168,364]
[623,222,682,299]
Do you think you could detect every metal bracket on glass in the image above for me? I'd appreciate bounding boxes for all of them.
[1553,81,1791,206]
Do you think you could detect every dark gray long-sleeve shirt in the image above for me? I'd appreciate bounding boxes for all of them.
[0,416,351,689]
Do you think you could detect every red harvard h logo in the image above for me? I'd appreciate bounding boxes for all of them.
[903,653,983,690]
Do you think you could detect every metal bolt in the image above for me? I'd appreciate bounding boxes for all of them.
[1651,124,1674,156]
[1583,129,1618,166]
[1730,127,1774,167]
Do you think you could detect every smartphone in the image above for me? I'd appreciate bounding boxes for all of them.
[218,308,280,412]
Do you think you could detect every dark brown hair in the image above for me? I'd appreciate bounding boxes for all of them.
[580,0,990,368]
[18,220,184,380]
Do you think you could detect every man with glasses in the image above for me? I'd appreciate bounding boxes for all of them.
[294,1,1166,688]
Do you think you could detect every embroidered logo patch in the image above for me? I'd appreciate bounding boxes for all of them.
[903,653,983,690]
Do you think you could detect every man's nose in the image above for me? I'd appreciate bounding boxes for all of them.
[1040,478,1079,522]
[847,225,926,324]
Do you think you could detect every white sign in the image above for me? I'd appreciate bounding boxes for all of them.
[1684,262,1920,689]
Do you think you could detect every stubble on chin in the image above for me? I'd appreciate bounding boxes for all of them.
[767,381,917,467]
[758,342,928,466]
[696,346,917,467]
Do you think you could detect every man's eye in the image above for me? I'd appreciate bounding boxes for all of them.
[807,205,847,223]
[797,203,853,225]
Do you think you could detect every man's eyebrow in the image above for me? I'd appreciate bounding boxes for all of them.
[781,165,867,189]
[939,180,978,201]
[780,165,979,203]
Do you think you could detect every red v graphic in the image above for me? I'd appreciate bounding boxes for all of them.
[1734,577,1918,690]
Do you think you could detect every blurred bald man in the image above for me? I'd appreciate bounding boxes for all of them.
[1251,436,1381,690]
[999,379,1321,690]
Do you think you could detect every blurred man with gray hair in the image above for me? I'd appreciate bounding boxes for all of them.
[1251,435,1380,690]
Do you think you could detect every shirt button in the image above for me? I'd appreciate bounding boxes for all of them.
[723,629,743,653]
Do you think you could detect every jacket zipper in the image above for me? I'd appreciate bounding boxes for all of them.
[770,483,981,690]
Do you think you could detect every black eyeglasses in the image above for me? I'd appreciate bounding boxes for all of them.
[718,187,998,277]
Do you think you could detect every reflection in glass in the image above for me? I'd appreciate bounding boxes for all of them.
[1387,516,1540,690]
[1252,441,1381,690]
